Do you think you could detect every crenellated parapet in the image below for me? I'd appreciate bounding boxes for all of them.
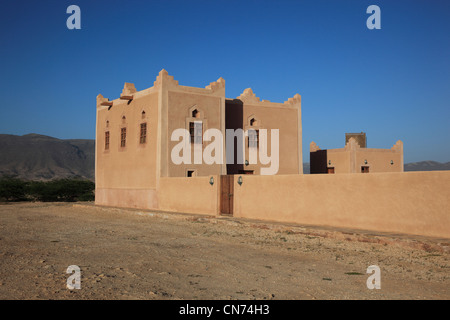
[236,88,301,108]
[284,94,301,106]
[345,137,361,150]
[310,141,321,152]
[153,69,179,89]
[96,94,113,108]
[237,88,261,104]
[205,77,225,92]
[391,140,403,152]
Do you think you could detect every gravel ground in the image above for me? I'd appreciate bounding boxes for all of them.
[0,202,448,300]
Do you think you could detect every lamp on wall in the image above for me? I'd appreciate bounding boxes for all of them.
[245,160,249,166]
[390,160,394,165]
[328,160,331,166]
[364,160,368,165]
[237,176,243,186]
[209,177,214,186]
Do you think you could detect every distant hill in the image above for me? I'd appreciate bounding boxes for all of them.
[0,134,94,181]
[404,161,450,172]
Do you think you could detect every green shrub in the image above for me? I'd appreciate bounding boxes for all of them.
[0,177,95,202]
[0,177,27,201]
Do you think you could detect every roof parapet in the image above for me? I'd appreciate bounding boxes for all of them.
[153,69,179,89]
[120,82,136,101]
[310,141,321,152]
[205,77,225,91]
[284,93,301,105]
[237,88,261,104]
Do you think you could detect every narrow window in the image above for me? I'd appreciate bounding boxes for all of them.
[120,128,127,148]
[105,131,110,150]
[190,121,203,144]
[140,123,147,144]
[361,166,369,173]
[248,129,259,148]
[187,170,195,177]
[192,109,199,118]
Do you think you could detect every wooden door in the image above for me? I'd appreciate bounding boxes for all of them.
[361,166,370,173]
[220,175,234,215]
[327,167,335,174]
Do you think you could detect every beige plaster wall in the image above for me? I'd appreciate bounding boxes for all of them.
[237,89,302,175]
[167,90,224,177]
[232,171,450,238]
[355,149,403,173]
[95,188,158,210]
[158,176,220,215]
[96,91,159,190]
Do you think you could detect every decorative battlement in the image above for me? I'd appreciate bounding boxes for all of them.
[205,77,225,91]
[121,83,137,97]
[391,140,403,152]
[153,69,179,89]
[96,94,113,108]
[310,141,321,152]
[345,137,361,150]
[237,88,260,104]
[236,88,301,107]
[284,94,301,105]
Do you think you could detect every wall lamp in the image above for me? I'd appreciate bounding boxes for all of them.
[245,160,249,166]
[237,176,243,186]
[390,160,394,165]
[328,160,331,165]
[209,177,214,186]
[364,160,368,165]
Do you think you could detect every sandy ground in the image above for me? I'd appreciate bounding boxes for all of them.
[0,202,448,300]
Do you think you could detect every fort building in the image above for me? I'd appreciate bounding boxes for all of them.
[310,133,404,174]
[95,69,302,209]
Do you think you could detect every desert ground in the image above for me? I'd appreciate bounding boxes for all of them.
[0,202,448,300]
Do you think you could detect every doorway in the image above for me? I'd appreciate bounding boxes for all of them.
[220,175,234,215]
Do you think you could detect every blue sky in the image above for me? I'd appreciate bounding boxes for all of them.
[0,0,449,163]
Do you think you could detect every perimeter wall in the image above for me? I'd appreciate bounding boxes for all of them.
[232,171,450,238]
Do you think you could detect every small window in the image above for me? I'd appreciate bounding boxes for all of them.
[189,121,203,144]
[361,166,369,173]
[248,129,259,148]
[141,111,146,119]
[106,120,109,128]
[105,131,110,150]
[120,128,127,148]
[140,123,147,144]
[122,116,126,124]
[192,109,200,118]
[250,118,257,126]
[187,170,195,177]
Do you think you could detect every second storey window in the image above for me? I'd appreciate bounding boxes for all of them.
[120,128,127,148]
[140,123,147,144]
[248,129,259,148]
[190,121,203,144]
[105,131,110,150]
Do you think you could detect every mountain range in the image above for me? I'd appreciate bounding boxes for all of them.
[0,134,94,181]
[0,134,448,180]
